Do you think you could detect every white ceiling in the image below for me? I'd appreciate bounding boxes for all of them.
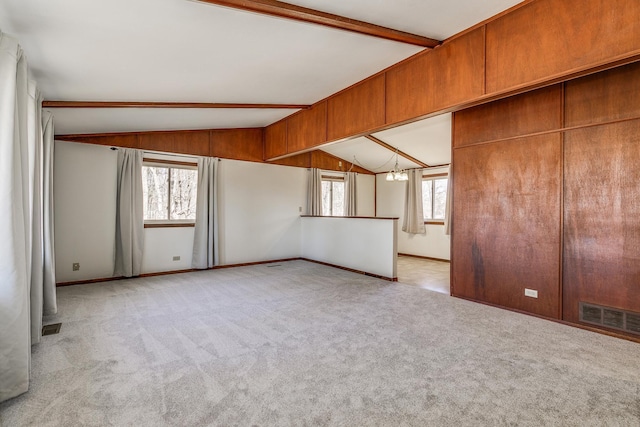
[2,0,512,169]
[51,108,299,135]
[285,0,522,40]
[0,0,522,135]
[322,114,451,173]
[373,113,452,166]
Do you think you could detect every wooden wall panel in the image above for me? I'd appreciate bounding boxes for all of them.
[264,120,287,160]
[486,0,640,94]
[452,133,562,319]
[270,152,311,168]
[210,128,263,162]
[327,75,385,142]
[565,61,640,128]
[453,85,563,147]
[286,101,327,153]
[310,151,373,175]
[138,131,210,156]
[386,27,485,124]
[563,119,640,324]
[56,134,139,148]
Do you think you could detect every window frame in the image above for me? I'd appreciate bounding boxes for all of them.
[321,174,345,217]
[422,172,448,225]
[142,158,198,228]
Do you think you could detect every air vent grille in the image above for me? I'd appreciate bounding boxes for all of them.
[42,323,61,336]
[579,303,640,336]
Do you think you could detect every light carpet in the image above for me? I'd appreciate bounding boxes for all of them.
[1,260,639,426]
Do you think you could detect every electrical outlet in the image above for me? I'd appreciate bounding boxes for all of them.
[173,256,180,261]
[299,206,302,213]
[72,263,80,271]
[524,288,538,298]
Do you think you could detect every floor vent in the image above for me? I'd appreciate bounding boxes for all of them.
[579,303,640,336]
[42,323,61,336]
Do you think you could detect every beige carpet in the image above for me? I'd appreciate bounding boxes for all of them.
[1,260,639,426]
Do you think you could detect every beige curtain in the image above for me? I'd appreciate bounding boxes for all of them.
[344,172,357,216]
[444,164,452,236]
[306,168,323,215]
[402,169,425,234]
[114,148,144,277]
[192,157,219,269]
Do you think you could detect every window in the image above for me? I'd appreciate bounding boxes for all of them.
[422,175,448,222]
[321,176,345,216]
[142,161,198,224]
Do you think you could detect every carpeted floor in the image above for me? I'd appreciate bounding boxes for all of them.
[1,260,639,426]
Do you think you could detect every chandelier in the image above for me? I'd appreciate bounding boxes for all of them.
[386,150,408,181]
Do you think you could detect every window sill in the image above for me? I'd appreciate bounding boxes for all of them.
[144,223,195,228]
[424,220,445,225]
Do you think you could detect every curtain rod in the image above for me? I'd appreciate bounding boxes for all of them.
[109,147,221,160]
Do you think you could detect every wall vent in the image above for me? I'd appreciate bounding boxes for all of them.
[579,303,640,336]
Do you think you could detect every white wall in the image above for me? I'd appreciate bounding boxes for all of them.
[54,141,118,282]
[301,217,397,279]
[218,160,306,265]
[356,174,375,216]
[54,142,377,282]
[376,169,450,261]
[141,228,195,273]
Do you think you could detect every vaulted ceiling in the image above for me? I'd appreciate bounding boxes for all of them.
[0,0,522,168]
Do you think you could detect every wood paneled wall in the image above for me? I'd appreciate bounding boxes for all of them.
[452,61,640,338]
[56,128,373,174]
[262,0,640,161]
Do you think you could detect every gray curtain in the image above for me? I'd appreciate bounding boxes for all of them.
[344,172,357,216]
[0,30,56,403]
[114,148,144,277]
[42,111,57,316]
[28,81,44,345]
[0,32,31,403]
[192,157,219,269]
[402,169,426,234]
[306,168,323,215]
[444,164,452,236]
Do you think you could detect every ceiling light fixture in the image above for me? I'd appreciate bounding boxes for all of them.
[386,149,408,181]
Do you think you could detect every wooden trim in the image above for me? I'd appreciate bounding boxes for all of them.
[210,258,302,270]
[398,253,450,263]
[43,101,309,109]
[452,295,640,344]
[196,0,440,48]
[302,258,397,282]
[321,174,344,181]
[423,221,445,225]
[56,258,303,286]
[364,135,429,168]
[300,215,398,220]
[422,173,448,178]
[144,223,196,228]
[143,158,198,168]
[55,127,263,139]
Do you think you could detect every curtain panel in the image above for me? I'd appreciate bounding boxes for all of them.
[306,168,323,215]
[192,157,219,269]
[0,30,57,403]
[344,172,357,216]
[402,169,426,234]
[114,148,144,277]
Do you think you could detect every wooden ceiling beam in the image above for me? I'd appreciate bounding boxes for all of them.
[42,101,309,109]
[196,0,440,48]
[365,135,429,168]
